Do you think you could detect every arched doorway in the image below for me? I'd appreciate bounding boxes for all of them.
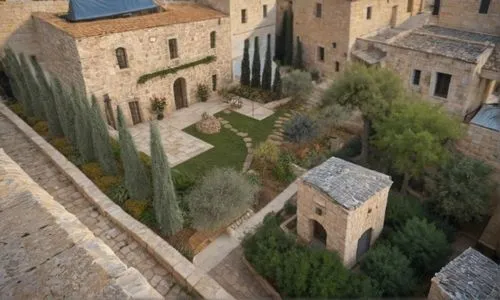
[312,220,327,246]
[173,78,188,110]
[356,228,372,261]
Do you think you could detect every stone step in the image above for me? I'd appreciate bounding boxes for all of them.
[269,134,284,141]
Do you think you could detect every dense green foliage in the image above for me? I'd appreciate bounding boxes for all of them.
[294,37,304,69]
[262,37,273,91]
[361,244,417,296]
[150,122,184,236]
[243,217,381,298]
[196,84,210,102]
[18,54,37,118]
[117,107,151,200]
[429,154,493,224]
[390,217,451,274]
[186,168,258,230]
[241,41,251,86]
[74,96,95,163]
[137,56,216,84]
[284,114,318,144]
[272,65,282,98]
[282,70,313,101]
[251,37,261,88]
[2,49,24,107]
[385,192,425,229]
[90,96,117,175]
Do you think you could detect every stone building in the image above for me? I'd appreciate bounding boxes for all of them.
[31,3,232,126]
[198,0,277,80]
[296,156,393,267]
[427,248,499,300]
[293,0,424,77]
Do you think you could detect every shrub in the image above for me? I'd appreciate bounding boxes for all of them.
[139,151,152,169]
[429,154,493,224]
[254,141,280,169]
[186,168,258,230]
[385,192,425,230]
[110,138,121,159]
[50,137,74,157]
[33,121,49,137]
[124,200,149,219]
[9,103,25,119]
[273,152,296,183]
[284,114,318,144]
[334,136,361,159]
[95,176,121,192]
[390,217,451,274]
[106,183,129,205]
[361,244,417,296]
[284,201,297,215]
[81,162,104,181]
[196,84,210,102]
[310,70,320,82]
[282,70,313,101]
[172,169,196,195]
[300,148,328,169]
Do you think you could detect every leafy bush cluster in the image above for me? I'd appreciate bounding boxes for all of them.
[196,84,210,102]
[243,217,381,298]
[282,70,313,102]
[284,114,318,144]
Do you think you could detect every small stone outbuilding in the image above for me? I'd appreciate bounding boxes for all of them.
[427,248,499,300]
[297,156,392,267]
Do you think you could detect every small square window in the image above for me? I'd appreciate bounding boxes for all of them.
[315,207,323,216]
[335,61,340,72]
[316,3,322,18]
[318,46,325,62]
[332,42,337,49]
[366,6,372,19]
[434,72,452,98]
[412,69,421,86]
[263,5,268,18]
[168,39,178,59]
[479,0,491,14]
[241,9,247,23]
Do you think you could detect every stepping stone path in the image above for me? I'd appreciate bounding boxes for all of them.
[218,117,254,172]
[266,113,292,146]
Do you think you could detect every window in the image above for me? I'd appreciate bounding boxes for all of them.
[335,61,340,72]
[412,69,421,86]
[432,0,440,15]
[263,5,268,18]
[168,39,178,59]
[434,72,452,98]
[212,74,217,91]
[128,101,142,125]
[210,31,216,49]
[407,0,413,13]
[479,0,491,14]
[116,47,128,69]
[315,207,323,216]
[332,42,337,49]
[366,6,372,19]
[318,46,325,62]
[316,3,322,18]
[241,9,247,23]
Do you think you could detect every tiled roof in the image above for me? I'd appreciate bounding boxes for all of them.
[434,248,500,300]
[33,3,227,39]
[302,157,393,210]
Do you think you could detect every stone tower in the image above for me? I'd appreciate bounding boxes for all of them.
[296,156,393,267]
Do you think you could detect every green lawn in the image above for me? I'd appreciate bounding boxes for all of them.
[174,110,285,178]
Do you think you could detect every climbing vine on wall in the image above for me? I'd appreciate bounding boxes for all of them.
[137,56,217,84]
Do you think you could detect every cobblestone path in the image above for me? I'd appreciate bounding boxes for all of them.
[0,114,190,299]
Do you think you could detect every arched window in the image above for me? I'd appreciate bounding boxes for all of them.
[210,31,216,49]
[116,47,128,69]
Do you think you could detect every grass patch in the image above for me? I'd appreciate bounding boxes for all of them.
[174,126,247,178]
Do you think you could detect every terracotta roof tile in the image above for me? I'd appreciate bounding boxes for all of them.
[33,3,227,39]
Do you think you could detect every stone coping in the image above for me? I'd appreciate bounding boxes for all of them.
[0,101,235,300]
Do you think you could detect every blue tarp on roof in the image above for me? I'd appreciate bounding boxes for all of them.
[471,104,500,132]
[67,0,158,21]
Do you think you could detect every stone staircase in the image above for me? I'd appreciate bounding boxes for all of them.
[266,112,292,146]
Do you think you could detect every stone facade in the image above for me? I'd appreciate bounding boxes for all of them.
[296,157,392,267]
[0,0,68,55]
[293,0,423,76]
[32,4,232,127]
[457,124,500,171]
[436,0,500,36]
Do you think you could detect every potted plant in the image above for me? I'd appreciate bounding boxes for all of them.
[151,96,167,120]
[196,84,210,102]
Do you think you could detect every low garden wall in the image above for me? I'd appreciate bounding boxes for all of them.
[0,101,234,300]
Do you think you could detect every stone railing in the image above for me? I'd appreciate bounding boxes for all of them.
[0,101,234,300]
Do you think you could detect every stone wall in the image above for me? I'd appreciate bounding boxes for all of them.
[456,124,500,171]
[427,279,450,300]
[437,0,500,36]
[296,181,388,267]
[73,17,232,126]
[0,148,161,299]
[0,0,68,55]
[356,38,481,116]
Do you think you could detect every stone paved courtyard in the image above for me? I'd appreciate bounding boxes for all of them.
[0,113,190,299]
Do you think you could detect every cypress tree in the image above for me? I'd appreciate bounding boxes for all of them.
[64,87,78,146]
[74,95,95,163]
[294,37,304,70]
[275,10,288,62]
[240,39,251,86]
[272,64,282,98]
[117,106,151,200]
[251,37,261,88]
[284,10,294,66]
[150,122,183,236]
[19,54,39,118]
[52,78,71,138]
[90,95,117,175]
[2,49,23,104]
[262,37,273,91]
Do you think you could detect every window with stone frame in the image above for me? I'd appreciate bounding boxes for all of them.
[434,72,452,98]
[332,42,337,49]
[212,74,217,91]
[412,69,421,86]
[263,4,268,18]
[116,47,128,69]
[210,31,216,49]
[241,9,247,23]
[318,46,325,62]
[168,39,178,59]
[479,0,491,14]
[316,3,322,18]
[129,100,142,125]
[335,61,340,72]
[366,6,372,19]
